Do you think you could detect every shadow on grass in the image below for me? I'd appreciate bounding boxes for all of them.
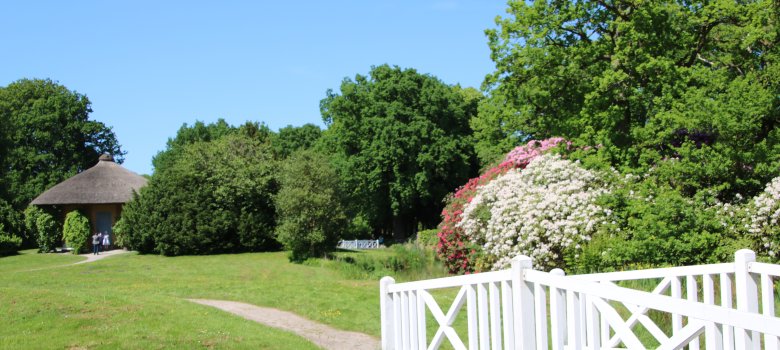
[0,250,20,258]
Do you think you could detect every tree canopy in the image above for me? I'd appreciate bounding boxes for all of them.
[320,65,481,240]
[152,119,272,174]
[271,124,322,159]
[475,0,779,197]
[0,79,124,209]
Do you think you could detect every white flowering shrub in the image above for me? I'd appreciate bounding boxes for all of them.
[457,154,611,270]
[748,176,780,258]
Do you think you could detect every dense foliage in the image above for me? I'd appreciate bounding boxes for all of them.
[0,79,124,209]
[415,229,439,249]
[62,211,91,254]
[0,199,23,254]
[152,119,274,174]
[0,199,22,255]
[320,64,480,240]
[574,172,744,272]
[123,132,278,255]
[272,124,322,160]
[112,218,128,249]
[23,206,45,247]
[476,0,779,198]
[0,233,21,256]
[35,211,59,253]
[276,150,346,262]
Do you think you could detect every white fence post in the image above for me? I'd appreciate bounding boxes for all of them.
[381,276,396,350]
[735,249,760,350]
[549,268,567,350]
[512,255,536,350]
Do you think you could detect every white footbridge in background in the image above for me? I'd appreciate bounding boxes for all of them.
[338,239,380,250]
[380,249,780,349]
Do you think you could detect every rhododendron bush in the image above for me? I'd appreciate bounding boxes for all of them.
[437,137,780,274]
[459,154,610,270]
[436,138,569,273]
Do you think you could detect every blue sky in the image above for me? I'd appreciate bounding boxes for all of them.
[1,1,508,175]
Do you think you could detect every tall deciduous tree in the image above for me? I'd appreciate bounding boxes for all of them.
[477,0,779,196]
[276,149,346,261]
[271,124,322,159]
[0,79,124,209]
[320,65,480,240]
[152,119,273,174]
[152,119,236,174]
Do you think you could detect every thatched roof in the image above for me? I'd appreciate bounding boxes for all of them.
[31,154,148,205]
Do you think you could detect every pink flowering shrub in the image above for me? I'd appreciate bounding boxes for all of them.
[436,138,568,274]
[501,137,569,168]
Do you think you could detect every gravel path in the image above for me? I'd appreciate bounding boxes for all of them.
[20,249,132,272]
[74,249,132,264]
[188,299,380,350]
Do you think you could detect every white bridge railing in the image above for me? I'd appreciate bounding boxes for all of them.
[380,249,780,349]
[338,239,380,250]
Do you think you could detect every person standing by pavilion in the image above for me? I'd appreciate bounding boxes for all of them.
[92,232,100,255]
[102,231,111,251]
[97,232,103,254]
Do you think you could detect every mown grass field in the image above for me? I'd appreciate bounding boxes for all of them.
[14,246,772,349]
[0,246,452,349]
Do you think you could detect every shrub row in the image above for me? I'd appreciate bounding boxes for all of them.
[121,133,345,261]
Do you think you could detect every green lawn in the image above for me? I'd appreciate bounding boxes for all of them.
[1,249,423,349]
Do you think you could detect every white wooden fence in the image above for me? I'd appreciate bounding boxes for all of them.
[338,239,380,250]
[380,249,780,349]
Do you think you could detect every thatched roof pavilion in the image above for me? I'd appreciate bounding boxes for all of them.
[31,154,147,245]
[32,154,147,205]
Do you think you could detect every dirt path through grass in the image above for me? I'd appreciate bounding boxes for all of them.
[188,299,380,350]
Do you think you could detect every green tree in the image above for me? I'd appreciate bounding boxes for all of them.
[152,119,236,174]
[62,211,91,254]
[112,218,128,249]
[152,119,274,174]
[0,79,124,209]
[0,230,22,256]
[123,133,279,256]
[271,124,322,159]
[478,0,779,197]
[0,199,22,255]
[23,206,45,247]
[0,199,22,239]
[276,149,346,262]
[120,192,156,253]
[35,211,59,253]
[320,65,480,240]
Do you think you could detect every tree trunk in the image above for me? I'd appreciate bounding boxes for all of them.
[392,215,410,242]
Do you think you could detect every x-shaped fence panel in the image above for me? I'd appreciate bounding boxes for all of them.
[381,250,780,350]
